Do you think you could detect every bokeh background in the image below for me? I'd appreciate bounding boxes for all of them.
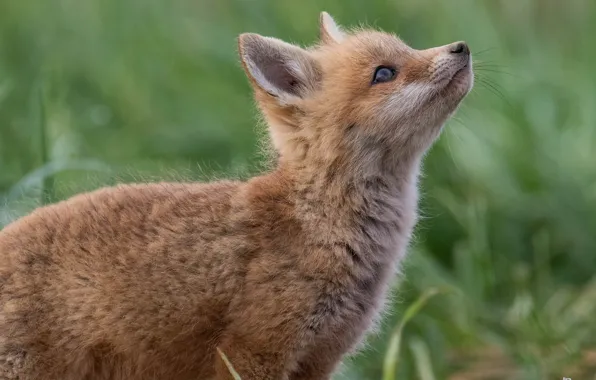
[1,0,595,379]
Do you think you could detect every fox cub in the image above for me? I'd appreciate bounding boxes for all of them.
[0,12,473,380]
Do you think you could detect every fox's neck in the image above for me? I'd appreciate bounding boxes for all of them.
[279,141,422,266]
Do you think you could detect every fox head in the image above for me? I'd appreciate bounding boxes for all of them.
[238,12,473,173]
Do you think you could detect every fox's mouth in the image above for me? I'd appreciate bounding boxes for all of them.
[448,62,471,85]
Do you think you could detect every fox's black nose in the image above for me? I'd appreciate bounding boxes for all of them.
[449,42,470,55]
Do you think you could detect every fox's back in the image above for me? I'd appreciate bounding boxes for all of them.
[0,181,245,378]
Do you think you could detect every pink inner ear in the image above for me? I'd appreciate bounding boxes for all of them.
[253,54,303,96]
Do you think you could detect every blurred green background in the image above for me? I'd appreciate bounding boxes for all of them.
[1,0,595,379]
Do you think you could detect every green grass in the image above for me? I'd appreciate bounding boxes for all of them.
[1,0,596,379]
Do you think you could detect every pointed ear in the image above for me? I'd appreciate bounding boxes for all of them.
[319,12,345,44]
[238,33,320,105]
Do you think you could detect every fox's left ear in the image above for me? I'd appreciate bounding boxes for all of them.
[319,12,345,44]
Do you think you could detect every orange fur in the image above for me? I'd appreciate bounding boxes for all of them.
[0,12,473,380]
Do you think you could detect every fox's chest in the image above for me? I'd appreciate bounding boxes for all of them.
[306,261,397,345]
[290,272,396,378]
[297,175,420,349]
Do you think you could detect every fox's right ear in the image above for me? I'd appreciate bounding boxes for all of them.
[319,12,345,44]
[238,33,320,105]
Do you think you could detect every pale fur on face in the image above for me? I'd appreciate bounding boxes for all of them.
[379,52,474,154]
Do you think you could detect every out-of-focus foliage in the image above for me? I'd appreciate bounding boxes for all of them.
[1,0,595,378]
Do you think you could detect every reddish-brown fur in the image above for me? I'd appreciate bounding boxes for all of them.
[0,12,473,380]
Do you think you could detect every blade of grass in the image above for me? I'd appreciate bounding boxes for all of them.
[409,335,437,380]
[7,159,111,201]
[383,286,451,380]
[217,347,242,380]
[35,82,54,205]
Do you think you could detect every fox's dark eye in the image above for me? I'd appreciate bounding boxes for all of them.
[372,66,397,84]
